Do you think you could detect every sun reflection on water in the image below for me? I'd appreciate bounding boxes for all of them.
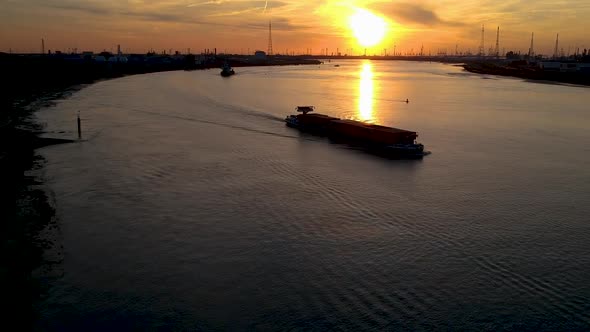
[358,62,374,121]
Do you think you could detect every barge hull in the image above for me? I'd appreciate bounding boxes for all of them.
[287,112,426,158]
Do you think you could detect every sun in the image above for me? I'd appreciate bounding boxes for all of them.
[349,8,387,47]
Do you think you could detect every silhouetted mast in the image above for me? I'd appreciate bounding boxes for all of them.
[479,24,485,57]
[41,38,45,55]
[267,20,273,55]
[553,34,559,59]
[528,32,534,58]
[494,27,500,58]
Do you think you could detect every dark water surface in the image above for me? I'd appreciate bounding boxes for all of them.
[34,61,590,330]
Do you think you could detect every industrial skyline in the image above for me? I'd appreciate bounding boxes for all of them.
[1,0,588,55]
[23,28,585,60]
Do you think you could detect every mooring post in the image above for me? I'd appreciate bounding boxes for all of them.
[77,111,81,140]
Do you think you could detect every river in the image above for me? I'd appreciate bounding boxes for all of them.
[34,60,590,330]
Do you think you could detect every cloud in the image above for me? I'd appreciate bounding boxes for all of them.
[118,7,307,33]
[187,0,225,6]
[373,2,465,27]
[37,0,292,26]
[44,1,114,16]
[120,11,185,23]
[242,17,312,32]
[197,0,289,16]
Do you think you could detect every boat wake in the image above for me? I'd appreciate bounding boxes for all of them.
[195,93,284,123]
[116,106,314,142]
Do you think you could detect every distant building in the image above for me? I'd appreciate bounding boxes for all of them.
[82,51,94,61]
[539,61,590,73]
[146,56,171,65]
[254,50,267,59]
[539,62,561,71]
[108,56,128,63]
[127,54,145,63]
[196,55,213,65]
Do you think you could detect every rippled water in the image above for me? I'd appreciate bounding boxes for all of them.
[34,60,590,330]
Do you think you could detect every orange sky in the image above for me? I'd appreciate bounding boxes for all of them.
[1,0,588,55]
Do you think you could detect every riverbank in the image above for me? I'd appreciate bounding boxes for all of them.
[1,80,84,325]
[0,54,185,328]
[463,61,590,86]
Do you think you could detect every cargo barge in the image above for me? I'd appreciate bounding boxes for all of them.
[285,106,426,158]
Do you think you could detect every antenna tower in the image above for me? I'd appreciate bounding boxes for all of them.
[528,32,534,58]
[494,27,500,58]
[267,20,273,56]
[479,24,485,57]
[41,38,45,54]
[553,34,559,59]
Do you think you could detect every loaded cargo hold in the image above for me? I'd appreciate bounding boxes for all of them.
[285,106,426,158]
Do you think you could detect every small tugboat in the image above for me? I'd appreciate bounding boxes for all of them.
[220,61,235,77]
[285,106,427,158]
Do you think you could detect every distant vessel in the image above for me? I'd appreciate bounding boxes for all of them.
[220,61,235,77]
[285,106,426,158]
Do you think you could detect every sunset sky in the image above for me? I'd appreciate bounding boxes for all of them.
[1,0,588,55]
